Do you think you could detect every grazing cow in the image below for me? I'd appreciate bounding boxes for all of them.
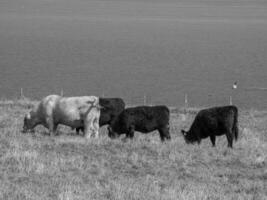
[108,105,171,142]
[22,95,100,138]
[75,98,125,134]
[181,105,238,148]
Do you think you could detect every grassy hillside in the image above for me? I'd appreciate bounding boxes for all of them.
[0,100,266,199]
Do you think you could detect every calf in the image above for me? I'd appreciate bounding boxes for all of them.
[181,105,238,148]
[108,105,171,141]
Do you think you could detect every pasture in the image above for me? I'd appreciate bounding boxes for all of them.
[0,99,266,199]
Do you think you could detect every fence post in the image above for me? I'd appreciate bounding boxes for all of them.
[229,96,232,105]
[143,94,146,105]
[230,81,237,105]
[183,93,188,114]
[60,89,64,97]
[184,93,188,108]
[20,88,24,99]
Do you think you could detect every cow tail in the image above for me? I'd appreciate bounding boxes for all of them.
[233,107,239,141]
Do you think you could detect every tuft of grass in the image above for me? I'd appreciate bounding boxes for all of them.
[0,101,266,200]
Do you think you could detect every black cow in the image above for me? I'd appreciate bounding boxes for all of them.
[108,105,171,142]
[76,98,125,134]
[181,105,238,148]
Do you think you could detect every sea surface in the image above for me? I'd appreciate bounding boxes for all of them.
[1,0,267,108]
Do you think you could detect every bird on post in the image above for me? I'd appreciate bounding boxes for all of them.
[232,81,237,89]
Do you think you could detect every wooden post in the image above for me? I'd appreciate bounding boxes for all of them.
[184,93,188,114]
[231,81,237,105]
[20,88,24,99]
[144,94,146,105]
[184,94,188,108]
[60,89,64,97]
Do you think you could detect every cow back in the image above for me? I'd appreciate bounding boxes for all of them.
[112,105,169,133]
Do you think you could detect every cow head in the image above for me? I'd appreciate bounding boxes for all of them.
[181,129,192,144]
[22,113,35,133]
[181,129,198,144]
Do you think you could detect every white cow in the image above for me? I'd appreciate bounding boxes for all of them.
[22,95,100,139]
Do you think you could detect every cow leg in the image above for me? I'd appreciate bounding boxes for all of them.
[84,122,93,139]
[83,107,98,139]
[126,125,135,139]
[93,117,100,138]
[159,127,171,142]
[210,135,216,147]
[47,117,56,136]
[80,127,85,136]
[84,116,99,139]
[226,131,233,148]
[197,137,201,145]
[83,116,93,139]
[76,127,84,135]
[54,124,59,135]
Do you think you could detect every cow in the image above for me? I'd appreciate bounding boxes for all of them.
[181,105,238,148]
[75,97,125,134]
[107,105,171,142]
[22,95,100,139]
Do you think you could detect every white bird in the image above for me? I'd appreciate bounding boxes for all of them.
[232,82,237,89]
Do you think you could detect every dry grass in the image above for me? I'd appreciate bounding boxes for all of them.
[0,100,266,200]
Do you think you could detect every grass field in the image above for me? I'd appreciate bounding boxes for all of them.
[0,99,266,199]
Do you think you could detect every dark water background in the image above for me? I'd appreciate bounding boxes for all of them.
[1,0,267,108]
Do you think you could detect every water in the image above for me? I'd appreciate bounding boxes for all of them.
[1,0,267,109]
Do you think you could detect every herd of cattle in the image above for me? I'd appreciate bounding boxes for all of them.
[22,94,239,148]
